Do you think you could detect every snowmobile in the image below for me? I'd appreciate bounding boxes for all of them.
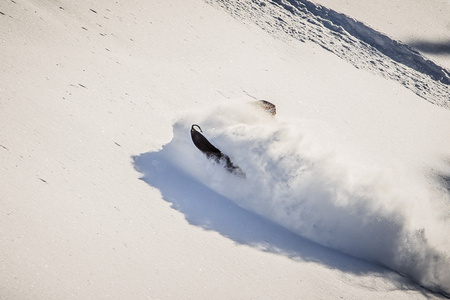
[190,100,276,176]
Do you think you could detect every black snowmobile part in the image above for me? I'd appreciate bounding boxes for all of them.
[253,100,276,116]
[190,124,221,154]
[190,124,244,176]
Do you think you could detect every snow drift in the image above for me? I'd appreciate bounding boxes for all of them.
[207,0,450,108]
[135,101,450,296]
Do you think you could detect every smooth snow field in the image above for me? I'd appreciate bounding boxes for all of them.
[1,0,450,299]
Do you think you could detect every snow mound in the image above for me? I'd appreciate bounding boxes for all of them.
[136,101,450,296]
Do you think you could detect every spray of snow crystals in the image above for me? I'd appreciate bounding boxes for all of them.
[162,101,450,295]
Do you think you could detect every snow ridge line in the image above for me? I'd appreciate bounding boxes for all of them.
[206,0,450,108]
[278,0,450,85]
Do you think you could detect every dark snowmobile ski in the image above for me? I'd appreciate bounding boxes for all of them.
[190,100,276,176]
[190,124,244,176]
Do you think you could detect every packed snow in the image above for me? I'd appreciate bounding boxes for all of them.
[1,0,449,299]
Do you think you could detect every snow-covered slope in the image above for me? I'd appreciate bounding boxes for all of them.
[1,0,449,299]
[311,0,450,71]
[206,0,450,107]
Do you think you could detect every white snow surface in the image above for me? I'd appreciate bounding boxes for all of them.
[1,0,450,299]
[311,0,450,70]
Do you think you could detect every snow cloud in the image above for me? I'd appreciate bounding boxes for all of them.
[137,101,450,295]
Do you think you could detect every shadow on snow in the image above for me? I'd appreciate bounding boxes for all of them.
[132,148,431,295]
[409,39,450,56]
